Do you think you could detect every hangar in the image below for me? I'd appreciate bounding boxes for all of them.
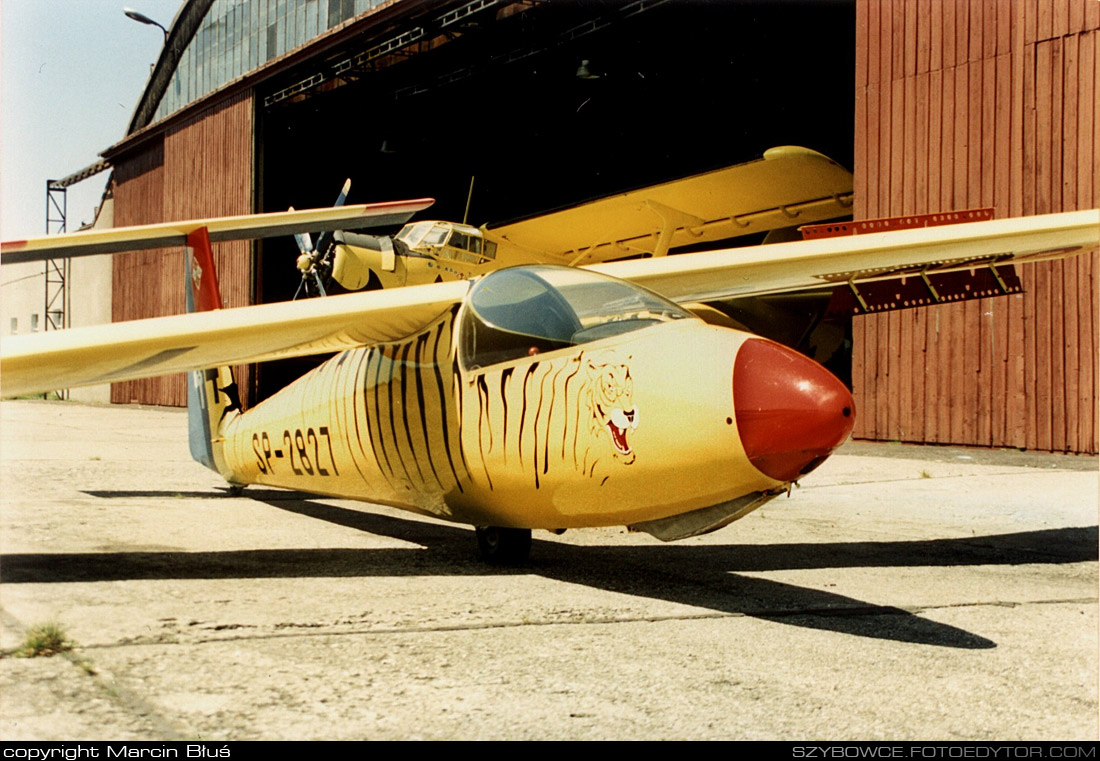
[91,0,1096,454]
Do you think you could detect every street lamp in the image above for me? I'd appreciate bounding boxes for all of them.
[123,7,168,41]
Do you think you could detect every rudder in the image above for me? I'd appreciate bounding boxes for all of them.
[184,228,242,480]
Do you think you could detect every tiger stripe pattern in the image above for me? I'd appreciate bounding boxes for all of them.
[223,307,470,509]
[467,349,638,490]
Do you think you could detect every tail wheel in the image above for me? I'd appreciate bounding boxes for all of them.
[475,526,532,565]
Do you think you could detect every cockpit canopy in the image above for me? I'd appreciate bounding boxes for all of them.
[459,265,694,370]
[395,221,497,263]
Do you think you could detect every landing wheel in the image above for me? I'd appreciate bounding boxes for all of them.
[475,526,532,565]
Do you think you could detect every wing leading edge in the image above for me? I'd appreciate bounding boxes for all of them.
[0,279,469,398]
[0,199,434,263]
[2,209,1096,398]
[593,209,1100,303]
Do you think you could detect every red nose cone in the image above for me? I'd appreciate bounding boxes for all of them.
[733,338,855,482]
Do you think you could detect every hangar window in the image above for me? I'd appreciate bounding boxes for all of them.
[153,0,390,123]
[459,266,692,370]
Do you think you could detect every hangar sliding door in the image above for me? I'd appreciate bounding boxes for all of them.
[852,0,1099,454]
[111,91,254,406]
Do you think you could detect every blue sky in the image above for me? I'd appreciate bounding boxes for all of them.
[1,0,181,240]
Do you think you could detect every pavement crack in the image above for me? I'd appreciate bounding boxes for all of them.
[60,595,1094,650]
[904,596,1097,615]
[803,469,1077,490]
[0,607,192,740]
[56,591,1094,655]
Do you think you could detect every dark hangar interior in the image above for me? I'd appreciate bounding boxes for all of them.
[257,0,856,298]
[249,0,856,397]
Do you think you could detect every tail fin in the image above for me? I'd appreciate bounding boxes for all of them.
[185,228,242,479]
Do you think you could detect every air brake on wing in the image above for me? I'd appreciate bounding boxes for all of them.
[801,208,1026,317]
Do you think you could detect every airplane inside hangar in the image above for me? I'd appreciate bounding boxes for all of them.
[250,0,857,396]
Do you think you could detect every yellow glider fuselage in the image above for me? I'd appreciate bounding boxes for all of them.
[205,266,854,536]
[216,314,770,529]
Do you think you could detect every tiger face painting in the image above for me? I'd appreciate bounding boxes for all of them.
[468,348,644,492]
[585,358,638,464]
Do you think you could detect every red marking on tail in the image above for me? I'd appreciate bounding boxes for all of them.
[187,227,222,312]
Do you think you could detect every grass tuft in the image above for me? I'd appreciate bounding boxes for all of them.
[15,622,73,658]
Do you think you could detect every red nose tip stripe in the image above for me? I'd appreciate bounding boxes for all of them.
[733,338,855,482]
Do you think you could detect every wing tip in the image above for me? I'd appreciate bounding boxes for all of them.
[762,145,842,166]
[356,197,435,216]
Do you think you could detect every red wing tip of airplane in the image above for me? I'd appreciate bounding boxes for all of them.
[1,240,27,250]
[360,198,435,213]
[733,338,855,483]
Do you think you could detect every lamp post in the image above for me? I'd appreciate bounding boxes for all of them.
[123,7,168,41]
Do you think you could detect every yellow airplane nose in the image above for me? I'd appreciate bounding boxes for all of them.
[733,337,855,482]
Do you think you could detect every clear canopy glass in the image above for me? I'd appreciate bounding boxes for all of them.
[459,265,693,369]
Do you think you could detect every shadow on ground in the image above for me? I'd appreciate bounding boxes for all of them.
[7,491,1097,650]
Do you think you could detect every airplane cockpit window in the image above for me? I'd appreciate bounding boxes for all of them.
[447,231,480,263]
[395,222,433,247]
[459,266,693,370]
[422,225,451,246]
[394,222,451,248]
[397,223,492,263]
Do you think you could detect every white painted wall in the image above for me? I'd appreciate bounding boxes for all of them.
[1,260,47,339]
[1,196,113,402]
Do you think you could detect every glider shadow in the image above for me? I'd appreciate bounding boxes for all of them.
[6,491,1097,650]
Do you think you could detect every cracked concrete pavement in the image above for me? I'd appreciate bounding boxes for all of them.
[1,399,1096,740]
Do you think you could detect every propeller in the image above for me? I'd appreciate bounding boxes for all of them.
[292,178,351,300]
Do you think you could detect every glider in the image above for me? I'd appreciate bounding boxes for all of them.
[2,201,1096,563]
